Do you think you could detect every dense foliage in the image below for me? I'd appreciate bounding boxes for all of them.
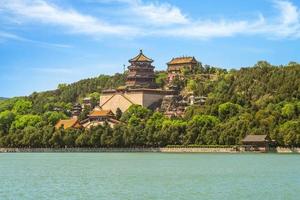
[0,62,300,148]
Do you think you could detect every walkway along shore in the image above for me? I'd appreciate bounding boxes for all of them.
[0,147,300,153]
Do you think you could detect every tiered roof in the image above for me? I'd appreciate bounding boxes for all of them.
[167,56,197,65]
[129,50,153,63]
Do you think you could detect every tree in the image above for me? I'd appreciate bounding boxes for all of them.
[12,99,32,115]
[184,115,219,145]
[160,120,187,146]
[145,112,166,146]
[279,120,300,146]
[281,103,296,119]
[187,80,197,92]
[115,108,122,120]
[43,111,67,125]
[0,111,15,134]
[75,131,91,147]
[155,72,167,88]
[218,102,241,120]
[89,92,100,108]
[120,105,151,122]
[63,128,80,147]
[11,114,42,130]
[21,126,42,147]
[49,129,65,148]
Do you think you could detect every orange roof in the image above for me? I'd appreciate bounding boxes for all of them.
[167,57,198,65]
[89,109,114,117]
[129,50,153,62]
[55,118,81,129]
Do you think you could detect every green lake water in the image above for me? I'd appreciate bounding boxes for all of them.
[0,153,299,200]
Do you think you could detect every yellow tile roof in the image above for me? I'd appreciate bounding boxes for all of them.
[167,57,197,65]
[89,109,114,117]
[55,118,80,129]
[129,50,153,62]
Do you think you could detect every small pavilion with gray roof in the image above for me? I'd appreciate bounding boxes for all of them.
[241,135,273,151]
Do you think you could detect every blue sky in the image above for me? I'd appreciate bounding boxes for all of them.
[1,0,300,97]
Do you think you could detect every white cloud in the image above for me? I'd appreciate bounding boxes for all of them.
[155,19,262,39]
[275,0,299,25]
[270,0,300,37]
[1,0,300,40]
[127,0,188,25]
[0,0,138,37]
[152,0,300,39]
[0,30,72,48]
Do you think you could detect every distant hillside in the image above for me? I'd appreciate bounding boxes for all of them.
[0,61,299,148]
[0,97,8,101]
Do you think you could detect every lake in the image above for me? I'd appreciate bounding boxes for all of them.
[0,153,299,200]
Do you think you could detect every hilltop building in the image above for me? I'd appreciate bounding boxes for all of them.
[82,97,92,108]
[71,103,82,117]
[167,56,199,83]
[126,50,156,88]
[55,107,120,130]
[99,50,175,113]
[81,107,120,128]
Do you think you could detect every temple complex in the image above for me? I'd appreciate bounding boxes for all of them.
[99,50,175,113]
[167,56,199,83]
[55,51,206,128]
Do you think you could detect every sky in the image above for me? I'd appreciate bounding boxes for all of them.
[1,0,300,97]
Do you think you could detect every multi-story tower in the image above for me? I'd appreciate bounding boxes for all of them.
[126,50,156,88]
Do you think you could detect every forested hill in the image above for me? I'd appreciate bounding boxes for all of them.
[28,73,127,114]
[0,61,299,148]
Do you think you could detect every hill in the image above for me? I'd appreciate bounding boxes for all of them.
[0,61,299,148]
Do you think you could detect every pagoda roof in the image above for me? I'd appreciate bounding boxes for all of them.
[167,56,198,65]
[242,135,269,142]
[55,118,81,129]
[89,109,114,117]
[129,50,153,63]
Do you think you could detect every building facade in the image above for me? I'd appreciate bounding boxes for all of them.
[100,50,175,113]
[167,56,198,83]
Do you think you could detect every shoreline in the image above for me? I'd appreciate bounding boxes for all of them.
[1,147,299,153]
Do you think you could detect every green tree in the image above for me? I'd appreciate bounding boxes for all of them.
[115,108,123,120]
[281,103,296,119]
[21,126,42,147]
[0,111,15,134]
[121,105,151,122]
[279,120,300,146]
[89,92,100,108]
[218,102,241,120]
[43,111,67,125]
[11,114,42,130]
[184,115,219,145]
[12,99,32,115]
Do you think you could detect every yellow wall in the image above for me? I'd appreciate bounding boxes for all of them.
[100,91,165,113]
